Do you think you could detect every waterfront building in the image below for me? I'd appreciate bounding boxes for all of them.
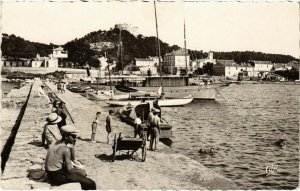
[163,49,191,75]
[31,54,59,68]
[2,57,31,67]
[213,60,254,78]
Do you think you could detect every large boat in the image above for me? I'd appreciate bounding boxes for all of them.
[118,102,172,139]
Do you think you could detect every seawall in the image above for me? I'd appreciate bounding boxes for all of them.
[1,81,237,190]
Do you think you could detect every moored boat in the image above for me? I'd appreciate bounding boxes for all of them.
[106,96,193,107]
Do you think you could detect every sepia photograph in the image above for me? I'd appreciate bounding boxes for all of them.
[1,1,299,190]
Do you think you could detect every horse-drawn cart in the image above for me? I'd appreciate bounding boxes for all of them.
[112,133,147,162]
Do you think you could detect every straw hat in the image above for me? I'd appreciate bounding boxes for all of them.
[46,113,62,124]
[61,125,80,136]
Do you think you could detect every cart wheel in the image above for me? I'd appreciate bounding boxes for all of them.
[112,134,117,162]
[142,145,147,162]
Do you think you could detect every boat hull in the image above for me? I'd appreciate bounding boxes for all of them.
[134,86,217,100]
[106,97,193,107]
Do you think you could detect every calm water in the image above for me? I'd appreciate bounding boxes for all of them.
[161,84,299,189]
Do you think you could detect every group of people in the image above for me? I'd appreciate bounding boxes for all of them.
[42,100,96,190]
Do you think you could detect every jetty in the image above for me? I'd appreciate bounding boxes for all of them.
[1,80,236,190]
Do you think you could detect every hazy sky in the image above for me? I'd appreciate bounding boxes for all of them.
[1,2,299,57]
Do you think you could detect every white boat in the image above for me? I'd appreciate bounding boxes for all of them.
[105,96,193,107]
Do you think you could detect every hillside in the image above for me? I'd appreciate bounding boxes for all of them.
[2,29,298,69]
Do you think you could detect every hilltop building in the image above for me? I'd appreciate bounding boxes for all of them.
[115,23,138,36]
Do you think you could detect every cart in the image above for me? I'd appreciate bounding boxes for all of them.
[112,132,147,162]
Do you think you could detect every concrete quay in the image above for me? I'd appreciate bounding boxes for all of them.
[1,81,237,190]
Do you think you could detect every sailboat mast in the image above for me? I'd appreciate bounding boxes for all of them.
[184,18,188,75]
[119,30,123,75]
[154,1,163,89]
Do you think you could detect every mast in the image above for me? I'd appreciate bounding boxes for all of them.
[154,1,163,91]
[184,18,188,75]
[106,51,112,91]
[118,30,123,75]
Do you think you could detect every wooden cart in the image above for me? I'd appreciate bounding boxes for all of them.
[112,133,147,162]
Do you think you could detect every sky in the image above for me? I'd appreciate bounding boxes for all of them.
[1,2,299,58]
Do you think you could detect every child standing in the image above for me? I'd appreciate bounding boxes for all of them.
[91,112,101,143]
[106,110,113,144]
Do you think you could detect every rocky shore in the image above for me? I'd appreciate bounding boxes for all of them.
[1,81,236,190]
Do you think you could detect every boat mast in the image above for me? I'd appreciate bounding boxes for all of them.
[107,51,112,91]
[118,30,123,75]
[154,1,163,92]
[184,18,188,76]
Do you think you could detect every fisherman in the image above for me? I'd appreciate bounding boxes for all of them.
[149,109,161,151]
[45,125,96,190]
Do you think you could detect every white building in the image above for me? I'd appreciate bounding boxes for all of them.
[52,46,68,59]
[163,49,190,75]
[31,54,59,68]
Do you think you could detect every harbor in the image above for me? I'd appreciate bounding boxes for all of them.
[1,2,299,190]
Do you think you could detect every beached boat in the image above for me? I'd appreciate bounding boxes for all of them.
[106,96,193,107]
[118,102,172,139]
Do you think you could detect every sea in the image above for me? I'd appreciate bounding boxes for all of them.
[161,83,299,190]
[83,83,299,189]
[1,81,21,97]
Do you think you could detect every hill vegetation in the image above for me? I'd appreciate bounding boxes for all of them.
[2,29,298,69]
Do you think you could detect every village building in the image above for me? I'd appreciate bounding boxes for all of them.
[2,57,31,67]
[163,49,191,75]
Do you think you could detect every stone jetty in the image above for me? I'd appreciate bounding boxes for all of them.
[1,81,236,190]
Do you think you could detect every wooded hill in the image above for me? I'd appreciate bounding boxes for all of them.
[2,29,298,68]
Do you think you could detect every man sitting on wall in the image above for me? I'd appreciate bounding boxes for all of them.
[45,125,97,190]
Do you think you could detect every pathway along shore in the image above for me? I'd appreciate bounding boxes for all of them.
[1,81,236,190]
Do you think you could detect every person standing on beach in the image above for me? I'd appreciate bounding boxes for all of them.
[146,108,155,141]
[42,113,63,148]
[57,81,61,93]
[45,125,96,190]
[106,110,113,144]
[149,109,161,151]
[91,112,101,143]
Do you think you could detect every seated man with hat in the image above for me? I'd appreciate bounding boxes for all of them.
[45,125,96,190]
[42,113,63,148]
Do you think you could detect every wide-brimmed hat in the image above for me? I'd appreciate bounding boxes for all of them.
[46,113,62,124]
[61,125,80,136]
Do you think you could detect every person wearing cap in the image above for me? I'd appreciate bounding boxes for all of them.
[91,112,101,143]
[149,109,161,151]
[105,110,113,144]
[42,113,63,148]
[153,99,161,118]
[38,84,51,103]
[45,125,96,190]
